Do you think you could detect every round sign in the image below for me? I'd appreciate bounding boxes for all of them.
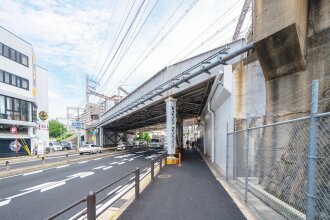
[10,126,17,134]
[39,111,48,121]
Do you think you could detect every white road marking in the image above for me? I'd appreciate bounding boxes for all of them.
[136,151,147,154]
[41,181,65,192]
[78,161,88,164]
[128,158,134,161]
[23,170,43,176]
[56,165,70,169]
[109,162,118,165]
[107,185,122,195]
[118,162,125,165]
[0,199,11,207]
[102,166,113,170]
[116,184,130,194]
[93,158,101,161]
[93,166,106,170]
[114,154,135,159]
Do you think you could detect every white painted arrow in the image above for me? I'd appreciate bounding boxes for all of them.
[0,199,11,207]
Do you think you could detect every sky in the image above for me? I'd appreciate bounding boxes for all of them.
[0,0,250,119]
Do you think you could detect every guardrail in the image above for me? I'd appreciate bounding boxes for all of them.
[46,152,167,220]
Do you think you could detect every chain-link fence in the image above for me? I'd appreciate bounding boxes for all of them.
[225,81,330,220]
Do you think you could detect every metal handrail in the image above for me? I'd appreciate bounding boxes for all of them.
[46,152,166,220]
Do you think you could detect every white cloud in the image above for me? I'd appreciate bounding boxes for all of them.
[0,0,246,118]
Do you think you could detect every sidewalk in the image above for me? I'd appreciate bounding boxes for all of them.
[118,149,247,220]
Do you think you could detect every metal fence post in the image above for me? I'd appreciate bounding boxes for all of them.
[226,122,229,182]
[159,156,163,170]
[135,168,140,199]
[233,118,237,180]
[6,161,9,171]
[66,154,69,162]
[86,191,96,220]
[244,115,250,203]
[42,156,45,165]
[151,160,154,181]
[306,80,319,220]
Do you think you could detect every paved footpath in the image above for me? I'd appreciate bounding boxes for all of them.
[119,149,246,220]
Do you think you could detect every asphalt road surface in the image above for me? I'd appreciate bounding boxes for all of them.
[0,149,164,220]
[0,153,82,171]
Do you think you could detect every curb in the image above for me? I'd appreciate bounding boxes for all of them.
[0,148,147,178]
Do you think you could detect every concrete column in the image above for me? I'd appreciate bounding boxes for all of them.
[165,97,177,155]
[176,115,183,149]
[99,127,104,147]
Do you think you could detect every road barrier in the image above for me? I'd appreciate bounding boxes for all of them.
[46,152,167,220]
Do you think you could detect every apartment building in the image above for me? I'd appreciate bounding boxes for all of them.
[0,26,49,157]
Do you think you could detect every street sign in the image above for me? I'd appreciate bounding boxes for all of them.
[10,126,17,134]
[71,121,82,128]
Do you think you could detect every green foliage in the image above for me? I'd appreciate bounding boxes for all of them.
[56,133,72,142]
[49,120,67,138]
[138,132,151,143]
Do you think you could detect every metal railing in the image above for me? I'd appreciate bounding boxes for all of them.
[225,80,330,220]
[46,152,167,220]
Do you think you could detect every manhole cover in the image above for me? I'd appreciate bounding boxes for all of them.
[158,174,171,179]
[111,198,127,209]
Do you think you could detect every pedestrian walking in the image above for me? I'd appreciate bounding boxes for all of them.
[186,140,190,149]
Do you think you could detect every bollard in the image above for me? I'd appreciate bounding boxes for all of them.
[42,156,45,165]
[66,154,69,162]
[165,154,167,165]
[178,152,182,167]
[135,168,140,199]
[151,160,154,181]
[6,161,9,171]
[86,191,96,220]
[159,156,163,170]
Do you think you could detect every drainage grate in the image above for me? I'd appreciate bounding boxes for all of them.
[111,198,127,209]
[158,174,171,179]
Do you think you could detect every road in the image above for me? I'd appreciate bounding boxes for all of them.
[0,149,164,220]
[0,153,82,171]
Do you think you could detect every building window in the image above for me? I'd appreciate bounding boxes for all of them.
[21,54,28,66]
[32,104,37,122]
[0,69,29,90]
[21,100,27,121]
[0,95,5,119]
[0,95,35,122]
[4,72,10,84]
[11,75,17,86]
[0,42,29,67]
[21,79,29,89]
[16,77,21,88]
[3,45,9,58]
[10,48,16,60]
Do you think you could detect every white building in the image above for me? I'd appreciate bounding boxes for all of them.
[0,26,49,157]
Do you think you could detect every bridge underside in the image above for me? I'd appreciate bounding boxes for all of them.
[102,78,214,132]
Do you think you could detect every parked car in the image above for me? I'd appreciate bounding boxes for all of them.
[60,141,71,150]
[79,144,98,155]
[36,145,50,155]
[150,138,162,148]
[68,142,77,150]
[116,143,126,151]
[49,142,63,151]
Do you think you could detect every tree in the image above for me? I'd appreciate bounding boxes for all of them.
[138,132,151,143]
[49,120,67,138]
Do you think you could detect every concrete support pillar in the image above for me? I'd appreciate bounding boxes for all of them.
[165,97,177,155]
[99,127,104,147]
[176,115,183,149]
